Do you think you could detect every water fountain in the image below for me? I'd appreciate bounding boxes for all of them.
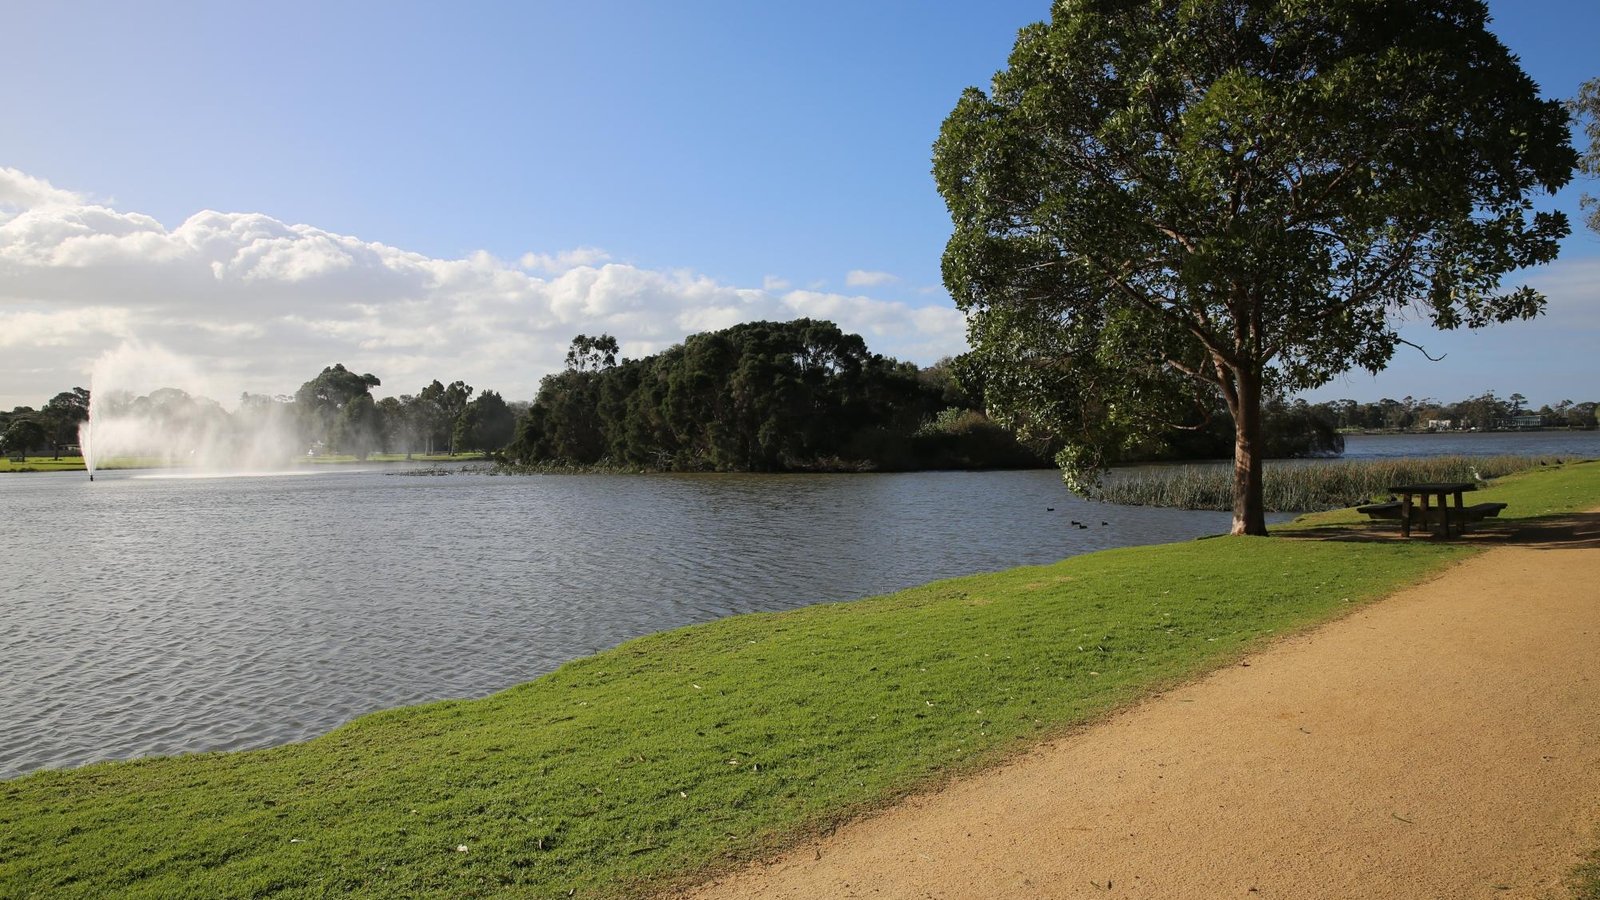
[77,342,302,477]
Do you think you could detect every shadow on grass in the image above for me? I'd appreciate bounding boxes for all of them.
[1280,511,1600,551]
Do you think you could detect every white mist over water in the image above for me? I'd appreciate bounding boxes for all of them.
[79,342,302,476]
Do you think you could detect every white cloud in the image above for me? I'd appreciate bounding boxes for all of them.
[519,246,611,274]
[762,275,791,291]
[0,168,970,409]
[0,306,134,347]
[845,269,898,287]
[0,167,85,210]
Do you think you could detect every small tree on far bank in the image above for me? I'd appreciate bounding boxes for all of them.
[1,418,47,457]
[935,0,1575,535]
[454,390,517,456]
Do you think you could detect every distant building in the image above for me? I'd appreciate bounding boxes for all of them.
[1426,419,1454,431]
[1511,415,1543,429]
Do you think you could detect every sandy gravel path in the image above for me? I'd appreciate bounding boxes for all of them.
[680,516,1600,899]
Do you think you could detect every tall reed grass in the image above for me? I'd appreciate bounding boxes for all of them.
[1086,455,1560,512]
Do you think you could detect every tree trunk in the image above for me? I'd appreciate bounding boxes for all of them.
[1230,367,1268,536]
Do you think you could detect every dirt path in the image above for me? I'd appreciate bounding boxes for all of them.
[680,517,1600,899]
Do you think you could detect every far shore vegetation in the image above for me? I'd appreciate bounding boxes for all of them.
[1086,454,1570,513]
[3,461,1597,898]
[4,324,1596,480]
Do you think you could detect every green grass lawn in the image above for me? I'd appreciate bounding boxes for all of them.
[3,462,1598,899]
[0,456,88,472]
[0,453,478,473]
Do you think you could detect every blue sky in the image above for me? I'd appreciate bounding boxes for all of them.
[2,0,1596,409]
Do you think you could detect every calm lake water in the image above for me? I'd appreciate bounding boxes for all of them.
[1341,430,1600,459]
[1,467,1266,779]
[4,429,1593,780]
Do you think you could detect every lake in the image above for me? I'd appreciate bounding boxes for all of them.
[1,467,1266,779]
[4,428,1594,780]
[1340,430,1600,459]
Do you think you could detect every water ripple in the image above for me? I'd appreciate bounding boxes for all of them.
[0,467,1271,779]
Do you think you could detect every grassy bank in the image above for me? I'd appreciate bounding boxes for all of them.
[1088,454,1565,512]
[3,463,1598,898]
[0,453,477,474]
[0,456,91,473]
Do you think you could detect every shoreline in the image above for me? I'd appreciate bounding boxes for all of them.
[2,462,1598,898]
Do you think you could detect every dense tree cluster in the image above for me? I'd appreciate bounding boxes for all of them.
[506,319,1041,471]
[0,388,89,457]
[287,369,516,460]
[2,342,1588,469]
[1,373,518,462]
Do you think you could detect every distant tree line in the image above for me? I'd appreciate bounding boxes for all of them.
[0,388,89,458]
[266,367,521,460]
[285,365,517,460]
[1304,392,1598,432]
[506,319,1042,471]
[2,337,1590,467]
[0,372,520,462]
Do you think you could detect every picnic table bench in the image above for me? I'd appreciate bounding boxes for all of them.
[1357,482,1507,537]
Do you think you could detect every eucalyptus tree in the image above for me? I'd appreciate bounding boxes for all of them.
[42,388,90,458]
[417,379,474,454]
[934,0,1575,534]
[1574,76,1600,234]
[454,390,517,455]
[336,394,384,460]
[294,364,381,453]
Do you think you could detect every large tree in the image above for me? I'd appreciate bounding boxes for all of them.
[294,364,380,454]
[1574,76,1600,235]
[417,379,474,454]
[934,0,1574,534]
[41,387,90,458]
[453,390,518,455]
[2,417,48,457]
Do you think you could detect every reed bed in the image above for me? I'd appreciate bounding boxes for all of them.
[1087,455,1562,512]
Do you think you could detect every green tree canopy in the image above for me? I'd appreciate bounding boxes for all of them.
[454,390,517,455]
[336,394,384,460]
[508,320,1012,471]
[294,364,380,453]
[416,379,474,454]
[1574,76,1600,234]
[934,0,1575,534]
[1,417,47,457]
[565,334,621,372]
[41,387,90,458]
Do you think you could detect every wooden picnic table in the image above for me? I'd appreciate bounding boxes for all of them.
[1390,481,1476,538]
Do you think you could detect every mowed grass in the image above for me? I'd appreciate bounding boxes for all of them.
[0,453,473,473]
[4,463,1599,899]
[0,456,89,473]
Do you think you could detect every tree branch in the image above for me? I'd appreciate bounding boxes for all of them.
[1396,336,1447,362]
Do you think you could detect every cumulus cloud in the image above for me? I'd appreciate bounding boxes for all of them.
[845,269,898,287]
[0,167,85,210]
[519,246,611,274]
[0,168,970,409]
